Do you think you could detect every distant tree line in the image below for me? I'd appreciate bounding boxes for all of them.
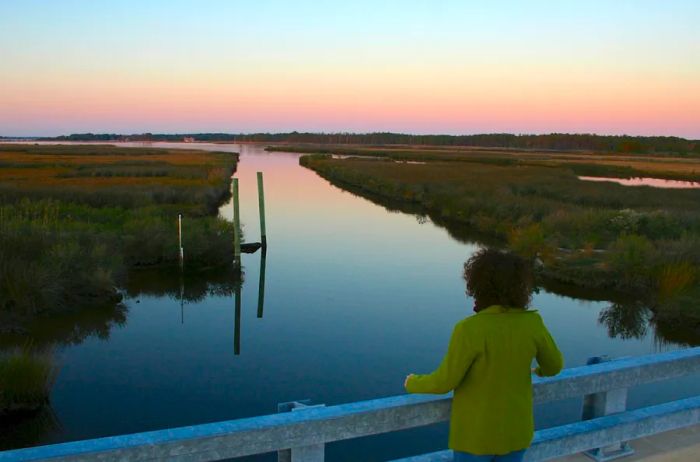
[44,133,237,142]
[0,136,37,141]
[42,132,700,154]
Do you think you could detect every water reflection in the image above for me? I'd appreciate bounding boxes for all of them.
[598,301,652,340]
[0,305,128,349]
[235,247,267,355]
[125,265,243,304]
[578,176,700,189]
[598,300,700,347]
[234,285,241,355]
[0,407,60,451]
[257,247,267,319]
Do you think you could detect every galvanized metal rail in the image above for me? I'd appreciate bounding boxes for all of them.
[1,348,699,462]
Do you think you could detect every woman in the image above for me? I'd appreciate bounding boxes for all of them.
[405,248,563,462]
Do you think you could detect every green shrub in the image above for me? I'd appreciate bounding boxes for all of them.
[606,234,656,289]
[509,223,547,259]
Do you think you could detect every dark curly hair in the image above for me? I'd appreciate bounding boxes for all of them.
[464,248,534,312]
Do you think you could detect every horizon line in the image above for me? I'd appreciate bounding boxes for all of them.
[2,131,699,141]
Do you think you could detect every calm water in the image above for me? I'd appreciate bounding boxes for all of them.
[2,143,699,460]
[578,175,700,189]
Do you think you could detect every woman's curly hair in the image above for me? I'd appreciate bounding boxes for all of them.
[464,248,534,312]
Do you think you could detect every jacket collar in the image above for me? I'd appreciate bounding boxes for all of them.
[478,305,532,314]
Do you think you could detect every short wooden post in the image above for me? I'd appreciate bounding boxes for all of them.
[257,246,267,318]
[257,171,267,247]
[277,400,326,462]
[581,356,634,461]
[232,178,241,264]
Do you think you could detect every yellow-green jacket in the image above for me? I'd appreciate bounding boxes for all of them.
[405,305,563,455]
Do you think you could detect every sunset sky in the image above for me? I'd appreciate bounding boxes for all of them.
[1,0,699,137]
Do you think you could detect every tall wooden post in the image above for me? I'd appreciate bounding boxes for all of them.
[257,172,267,247]
[232,178,241,264]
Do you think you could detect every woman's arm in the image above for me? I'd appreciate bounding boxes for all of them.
[534,318,563,377]
[405,323,476,394]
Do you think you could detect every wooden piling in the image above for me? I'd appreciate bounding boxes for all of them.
[232,178,241,264]
[257,172,267,247]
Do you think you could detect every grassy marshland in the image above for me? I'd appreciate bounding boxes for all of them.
[271,144,700,181]
[0,144,239,325]
[298,150,700,338]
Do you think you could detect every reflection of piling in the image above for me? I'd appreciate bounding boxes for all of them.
[179,271,184,324]
[234,285,241,355]
[178,214,184,263]
[257,172,267,248]
[232,178,241,265]
[257,246,267,318]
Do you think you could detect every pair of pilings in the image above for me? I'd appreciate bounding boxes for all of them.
[177,172,266,267]
[232,171,267,266]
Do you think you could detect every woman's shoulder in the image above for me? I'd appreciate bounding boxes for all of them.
[463,307,545,327]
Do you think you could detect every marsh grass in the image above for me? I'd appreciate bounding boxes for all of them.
[0,144,238,320]
[0,345,58,414]
[658,262,697,299]
[282,145,700,181]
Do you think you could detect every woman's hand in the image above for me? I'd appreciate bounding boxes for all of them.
[404,374,415,389]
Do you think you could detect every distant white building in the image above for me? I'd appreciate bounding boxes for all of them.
[183,137,195,143]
